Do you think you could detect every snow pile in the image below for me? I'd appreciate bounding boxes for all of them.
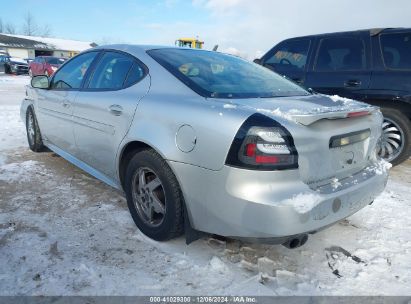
[329,94,356,104]
[331,177,342,190]
[209,256,229,273]
[280,192,323,213]
[257,107,297,122]
[366,159,392,175]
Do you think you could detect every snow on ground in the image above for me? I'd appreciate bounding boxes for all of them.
[0,75,410,295]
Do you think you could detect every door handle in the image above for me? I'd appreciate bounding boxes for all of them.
[109,104,123,116]
[344,80,361,87]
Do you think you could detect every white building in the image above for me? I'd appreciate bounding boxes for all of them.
[0,34,97,59]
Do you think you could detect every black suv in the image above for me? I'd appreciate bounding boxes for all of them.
[256,28,411,165]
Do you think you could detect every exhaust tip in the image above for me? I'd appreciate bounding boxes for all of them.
[282,234,308,249]
[289,238,300,249]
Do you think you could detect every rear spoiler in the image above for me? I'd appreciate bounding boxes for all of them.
[291,107,378,126]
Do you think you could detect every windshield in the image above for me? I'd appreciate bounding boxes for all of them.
[45,57,65,65]
[148,48,309,99]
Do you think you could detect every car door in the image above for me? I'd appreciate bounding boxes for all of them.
[36,51,99,154]
[72,50,149,178]
[260,38,312,85]
[304,34,372,101]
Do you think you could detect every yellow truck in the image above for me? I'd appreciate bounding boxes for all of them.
[175,38,204,49]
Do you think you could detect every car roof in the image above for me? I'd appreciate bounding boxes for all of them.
[90,44,218,61]
[286,27,411,40]
[94,44,175,52]
[94,44,215,53]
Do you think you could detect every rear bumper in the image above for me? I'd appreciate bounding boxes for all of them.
[169,161,388,240]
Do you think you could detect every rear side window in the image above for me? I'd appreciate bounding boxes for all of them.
[88,52,142,90]
[380,32,411,70]
[124,63,145,87]
[264,39,310,71]
[315,37,366,71]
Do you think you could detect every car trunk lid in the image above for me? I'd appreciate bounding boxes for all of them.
[223,94,382,185]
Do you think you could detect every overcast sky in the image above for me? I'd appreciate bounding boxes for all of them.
[2,0,411,58]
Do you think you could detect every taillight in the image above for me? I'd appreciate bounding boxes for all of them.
[226,113,298,170]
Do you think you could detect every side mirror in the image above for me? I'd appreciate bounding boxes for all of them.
[31,75,49,89]
[253,58,262,65]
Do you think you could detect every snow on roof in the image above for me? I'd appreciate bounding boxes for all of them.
[1,34,96,52]
[0,34,49,49]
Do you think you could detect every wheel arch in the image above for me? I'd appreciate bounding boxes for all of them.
[117,140,174,191]
[20,98,35,126]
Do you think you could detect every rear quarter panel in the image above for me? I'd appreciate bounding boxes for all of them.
[121,94,252,171]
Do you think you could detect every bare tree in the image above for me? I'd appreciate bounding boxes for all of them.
[0,18,3,33]
[22,11,38,36]
[41,24,52,37]
[4,23,16,34]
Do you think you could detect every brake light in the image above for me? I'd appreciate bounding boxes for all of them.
[246,143,256,157]
[226,113,298,170]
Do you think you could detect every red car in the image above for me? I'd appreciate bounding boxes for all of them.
[29,56,66,77]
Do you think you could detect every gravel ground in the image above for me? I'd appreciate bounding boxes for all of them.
[0,75,410,295]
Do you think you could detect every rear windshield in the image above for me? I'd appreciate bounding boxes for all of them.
[380,32,411,70]
[148,48,309,99]
[45,57,65,65]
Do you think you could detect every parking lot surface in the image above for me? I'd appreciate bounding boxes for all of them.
[0,75,410,295]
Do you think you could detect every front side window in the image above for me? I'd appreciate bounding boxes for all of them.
[315,37,366,71]
[148,49,309,99]
[50,52,98,90]
[380,32,411,70]
[88,52,135,90]
[264,39,310,71]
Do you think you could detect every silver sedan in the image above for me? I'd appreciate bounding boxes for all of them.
[21,45,389,248]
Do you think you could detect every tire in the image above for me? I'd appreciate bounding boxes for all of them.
[379,107,411,166]
[124,149,184,241]
[26,107,45,152]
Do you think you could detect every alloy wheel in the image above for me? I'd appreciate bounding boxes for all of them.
[131,167,166,227]
[378,118,404,162]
